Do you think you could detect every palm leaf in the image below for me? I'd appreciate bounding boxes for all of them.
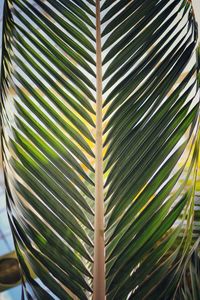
[0,0,199,299]
[175,238,200,300]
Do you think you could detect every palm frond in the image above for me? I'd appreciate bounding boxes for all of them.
[0,0,199,299]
